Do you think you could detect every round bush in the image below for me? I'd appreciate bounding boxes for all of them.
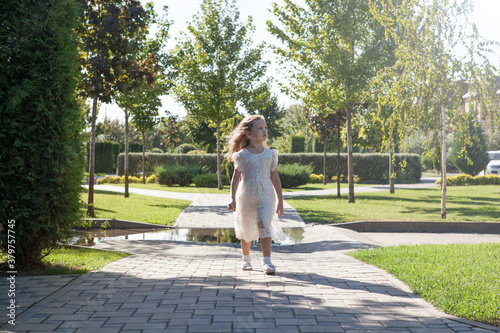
[309,173,324,184]
[155,164,206,186]
[192,173,230,187]
[278,163,313,188]
[174,143,198,154]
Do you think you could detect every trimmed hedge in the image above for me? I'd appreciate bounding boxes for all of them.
[87,141,120,174]
[117,152,421,182]
[435,174,500,186]
[291,135,306,153]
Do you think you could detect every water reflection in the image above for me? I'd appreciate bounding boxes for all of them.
[70,227,304,246]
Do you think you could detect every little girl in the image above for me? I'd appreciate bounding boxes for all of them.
[226,115,286,275]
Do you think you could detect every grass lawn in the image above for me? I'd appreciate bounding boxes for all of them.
[287,185,500,223]
[1,246,129,275]
[349,243,500,327]
[106,182,352,193]
[82,189,191,225]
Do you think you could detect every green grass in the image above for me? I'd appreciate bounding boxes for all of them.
[287,186,500,223]
[105,182,351,193]
[1,246,129,275]
[82,189,191,225]
[41,247,129,275]
[349,243,500,327]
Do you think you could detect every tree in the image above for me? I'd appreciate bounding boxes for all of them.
[158,111,183,152]
[451,114,490,176]
[173,0,269,190]
[369,0,498,218]
[0,0,84,269]
[268,0,389,203]
[250,93,285,141]
[77,0,149,215]
[305,106,345,193]
[115,3,168,194]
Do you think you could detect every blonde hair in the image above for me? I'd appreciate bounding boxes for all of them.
[225,114,266,162]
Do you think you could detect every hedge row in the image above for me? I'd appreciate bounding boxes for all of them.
[435,174,500,186]
[117,153,421,182]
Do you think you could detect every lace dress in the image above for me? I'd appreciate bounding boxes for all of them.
[232,148,286,243]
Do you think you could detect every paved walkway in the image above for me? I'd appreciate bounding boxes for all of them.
[2,179,500,332]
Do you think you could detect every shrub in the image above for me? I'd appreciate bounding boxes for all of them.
[155,164,206,186]
[309,173,324,184]
[149,148,163,154]
[278,163,313,188]
[128,176,141,183]
[193,173,230,187]
[174,143,198,154]
[187,150,207,155]
[331,174,360,183]
[0,0,84,269]
[146,174,157,184]
[435,174,500,186]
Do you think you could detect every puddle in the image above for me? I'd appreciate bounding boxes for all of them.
[70,227,304,246]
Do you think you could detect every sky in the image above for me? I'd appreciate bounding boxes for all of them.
[97,0,500,124]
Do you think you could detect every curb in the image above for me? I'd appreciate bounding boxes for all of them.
[333,221,500,234]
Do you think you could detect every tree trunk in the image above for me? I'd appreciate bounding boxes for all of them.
[389,136,395,194]
[440,101,447,218]
[346,105,355,203]
[124,108,129,198]
[306,126,309,153]
[323,138,327,185]
[216,121,222,190]
[337,123,341,198]
[437,8,446,219]
[142,133,146,184]
[86,94,98,217]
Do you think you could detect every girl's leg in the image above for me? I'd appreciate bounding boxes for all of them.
[241,239,251,256]
[260,237,275,274]
[259,237,272,258]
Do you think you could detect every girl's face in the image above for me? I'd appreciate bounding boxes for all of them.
[247,118,268,144]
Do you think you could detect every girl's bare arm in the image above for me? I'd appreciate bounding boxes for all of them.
[270,169,284,217]
[228,169,242,210]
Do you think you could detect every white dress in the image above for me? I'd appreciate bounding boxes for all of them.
[232,148,286,243]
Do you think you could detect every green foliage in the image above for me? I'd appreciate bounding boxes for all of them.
[173,0,270,189]
[174,143,198,154]
[435,174,500,186]
[278,164,313,188]
[290,135,306,153]
[192,173,230,188]
[451,117,490,176]
[155,164,206,187]
[0,0,84,269]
